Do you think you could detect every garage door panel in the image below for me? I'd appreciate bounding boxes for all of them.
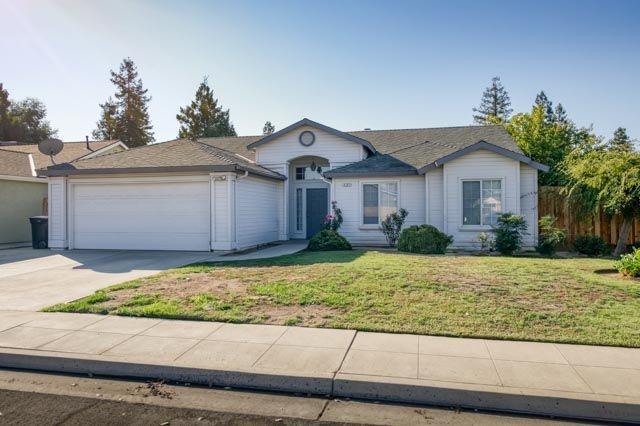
[72,181,210,251]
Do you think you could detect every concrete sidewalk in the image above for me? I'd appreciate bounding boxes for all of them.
[0,311,638,423]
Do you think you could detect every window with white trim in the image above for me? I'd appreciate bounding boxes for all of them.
[295,188,303,231]
[462,179,502,226]
[362,182,398,225]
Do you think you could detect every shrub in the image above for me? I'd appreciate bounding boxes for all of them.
[307,229,352,251]
[397,225,453,254]
[381,208,408,247]
[536,215,566,256]
[627,241,640,253]
[477,232,494,252]
[614,248,640,277]
[322,201,343,231]
[573,235,610,256]
[493,213,527,256]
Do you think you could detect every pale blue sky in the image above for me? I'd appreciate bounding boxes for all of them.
[2,0,638,142]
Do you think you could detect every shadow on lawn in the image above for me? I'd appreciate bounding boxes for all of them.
[181,249,366,269]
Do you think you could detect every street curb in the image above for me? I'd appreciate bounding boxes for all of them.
[1,349,639,423]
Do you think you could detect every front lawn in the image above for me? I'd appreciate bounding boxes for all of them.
[45,250,640,347]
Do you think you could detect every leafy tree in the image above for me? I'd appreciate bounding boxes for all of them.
[94,58,154,147]
[177,77,236,140]
[608,127,635,152]
[0,83,57,144]
[92,97,118,140]
[262,121,275,135]
[473,77,513,124]
[534,91,554,122]
[563,149,640,256]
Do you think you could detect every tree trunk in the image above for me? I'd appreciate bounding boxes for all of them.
[614,216,633,257]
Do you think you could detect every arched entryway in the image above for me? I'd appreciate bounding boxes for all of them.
[288,156,331,239]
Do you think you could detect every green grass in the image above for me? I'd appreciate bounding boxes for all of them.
[44,250,640,347]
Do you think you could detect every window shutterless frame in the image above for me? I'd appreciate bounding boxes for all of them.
[358,180,400,228]
[459,178,504,228]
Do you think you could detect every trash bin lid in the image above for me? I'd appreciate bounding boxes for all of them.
[29,216,49,223]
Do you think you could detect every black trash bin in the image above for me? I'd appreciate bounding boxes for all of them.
[29,216,48,249]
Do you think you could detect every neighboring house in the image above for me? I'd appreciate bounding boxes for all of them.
[41,119,548,251]
[0,140,127,244]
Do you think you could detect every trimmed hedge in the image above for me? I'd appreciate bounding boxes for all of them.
[307,229,352,251]
[397,225,453,254]
[573,235,610,256]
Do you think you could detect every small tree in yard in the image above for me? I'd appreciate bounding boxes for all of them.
[323,201,343,231]
[493,213,527,255]
[563,149,640,256]
[381,208,408,247]
[536,215,566,256]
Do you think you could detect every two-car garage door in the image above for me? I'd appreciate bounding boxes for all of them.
[71,181,210,251]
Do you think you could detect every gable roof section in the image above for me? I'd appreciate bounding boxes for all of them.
[0,149,36,179]
[324,154,417,178]
[2,140,125,170]
[418,140,549,173]
[246,118,377,153]
[41,139,285,180]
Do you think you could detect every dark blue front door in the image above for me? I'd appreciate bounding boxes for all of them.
[306,188,328,238]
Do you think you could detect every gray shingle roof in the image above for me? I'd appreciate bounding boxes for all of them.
[42,139,285,180]
[0,149,34,178]
[2,140,122,170]
[41,124,547,179]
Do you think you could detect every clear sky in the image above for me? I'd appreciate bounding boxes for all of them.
[2,0,638,143]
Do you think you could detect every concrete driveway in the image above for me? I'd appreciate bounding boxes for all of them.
[0,248,212,311]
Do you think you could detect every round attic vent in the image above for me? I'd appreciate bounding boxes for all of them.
[299,130,315,146]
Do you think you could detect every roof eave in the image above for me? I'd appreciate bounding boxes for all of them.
[417,140,550,174]
[39,164,286,180]
[246,118,377,153]
[324,170,418,179]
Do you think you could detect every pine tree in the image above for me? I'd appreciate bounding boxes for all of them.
[176,77,236,140]
[609,127,635,152]
[101,58,154,147]
[473,77,513,124]
[92,97,118,140]
[534,91,554,122]
[554,103,568,124]
[262,121,275,135]
[0,83,10,139]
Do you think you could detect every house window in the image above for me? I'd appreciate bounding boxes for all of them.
[362,182,398,225]
[296,188,303,231]
[462,179,502,226]
[295,166,323,180]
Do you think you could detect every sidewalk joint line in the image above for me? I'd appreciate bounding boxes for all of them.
[331,330,358,395]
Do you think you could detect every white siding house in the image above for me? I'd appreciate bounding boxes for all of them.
[43,118,548,251]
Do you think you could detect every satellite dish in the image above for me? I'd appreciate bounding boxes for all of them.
[38,138,63,164]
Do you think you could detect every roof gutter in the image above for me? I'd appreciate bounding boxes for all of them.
[39,164,286,181]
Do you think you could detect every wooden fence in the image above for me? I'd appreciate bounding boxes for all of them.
[538,186,640,246]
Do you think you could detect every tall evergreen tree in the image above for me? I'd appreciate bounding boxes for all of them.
[176,77,236,140]
[608,127,635,152]
[92,97,118,140]
[262,121,275,135]
[473,77,513,124]
[94,58,154,147]
[0,83,57,144]
[554,103,568,124]
[534,91,554,122]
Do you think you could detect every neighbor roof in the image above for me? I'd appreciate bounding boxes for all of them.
[41,139,286,180]
[2,140,123,170]
[0,149,35,178]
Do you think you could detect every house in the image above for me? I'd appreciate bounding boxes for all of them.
[40,119,548,251]
[0,139,127,244]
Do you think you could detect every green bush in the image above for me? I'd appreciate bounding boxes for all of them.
[573,235,610,256]
[614,248,640,277]
[536,215,566,256]
[397,225,453,254]
[627,241,640,253]
[493,213,527,256]
[307,229,352,251]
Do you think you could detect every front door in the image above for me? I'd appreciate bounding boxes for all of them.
[306,188,328,238]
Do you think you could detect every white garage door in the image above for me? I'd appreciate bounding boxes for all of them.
[72,180,210,251]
